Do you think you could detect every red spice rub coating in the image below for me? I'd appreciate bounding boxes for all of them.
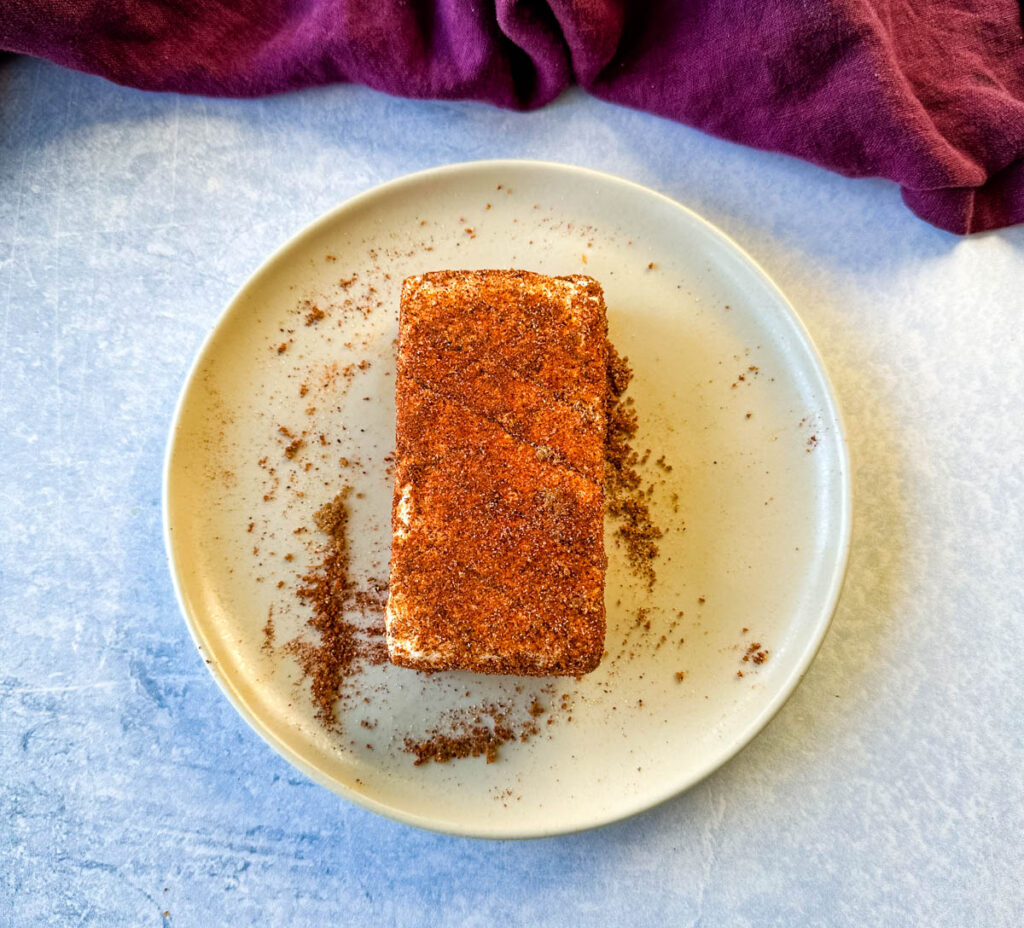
[386,270,608,676]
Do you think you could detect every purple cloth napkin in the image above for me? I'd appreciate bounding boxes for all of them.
[4,1,1023,233]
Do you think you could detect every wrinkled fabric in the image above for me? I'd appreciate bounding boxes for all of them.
[3,0,1023,233]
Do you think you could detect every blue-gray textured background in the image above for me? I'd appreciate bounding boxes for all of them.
[1,56,1021,927]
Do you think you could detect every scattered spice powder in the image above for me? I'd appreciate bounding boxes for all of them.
[261,607,275,652]
[284,488,387,729]
[403,704,539,765]
[604,341,663,588]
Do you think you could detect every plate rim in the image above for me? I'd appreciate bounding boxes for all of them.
[162,158,853,839]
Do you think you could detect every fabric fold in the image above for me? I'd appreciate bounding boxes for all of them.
[3,0,1022,233]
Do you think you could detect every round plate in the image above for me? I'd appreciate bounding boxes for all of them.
[164,160,851,838]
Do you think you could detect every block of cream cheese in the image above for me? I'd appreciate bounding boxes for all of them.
[386,269,608,675]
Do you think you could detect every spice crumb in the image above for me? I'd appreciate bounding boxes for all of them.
[743,641,769,665]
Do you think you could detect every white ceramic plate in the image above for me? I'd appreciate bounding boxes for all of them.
[164,161,850,838]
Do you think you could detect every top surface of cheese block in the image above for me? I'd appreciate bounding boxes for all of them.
[386,269,608,676]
